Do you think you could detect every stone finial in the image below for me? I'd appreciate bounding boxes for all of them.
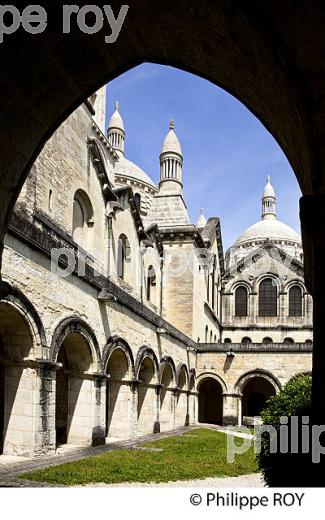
[115,100,119,111]
[169,119,174,130]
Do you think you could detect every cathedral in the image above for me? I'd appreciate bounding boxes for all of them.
[0,87,312,456]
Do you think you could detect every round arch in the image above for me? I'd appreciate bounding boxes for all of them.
[253,273,282,293]
[0,281,47,356]
[159,356,177,386]
[103,336,135,377]
[197,372,228,394]
[0,284,47,455]
[0,2,318,263]
[50,316,101,370]
[176,363,189,390]
[197,375,225,425]
[231,280,252,294]
[135,346,159,382]
[235,369,281,394]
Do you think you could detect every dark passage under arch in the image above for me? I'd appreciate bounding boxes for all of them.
[198,378,223,425]
[242,377,276,420]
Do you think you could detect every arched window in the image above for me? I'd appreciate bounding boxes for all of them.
[146,265,156,301]
[241,337,252,345]
[289,285,303,316]
[209,330,213,342]
[205,326,208,342]
[262,337,273,345]
[224,338,232,344]
[235,286,248,317]
[72,190,94,249]
[134,193,141,211]
[259,278,277,317]
[117,234,130,280]
[305,339,312,345]
[284,337,294,345]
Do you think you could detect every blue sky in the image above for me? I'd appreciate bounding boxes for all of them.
[105,63,301,251]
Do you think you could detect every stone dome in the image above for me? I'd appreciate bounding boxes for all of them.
[233,218,301,248]
[227,176,303,264]
[161,120,182,156]
[115,157,157,189]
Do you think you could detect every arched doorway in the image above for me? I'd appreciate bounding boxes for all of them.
[160,363,175,432]
[106,347,132,439]
[55,331,94,447]
[198,377,223,425]
[137,356,157,435]
[241,376,276,424]
[0,301,35,455]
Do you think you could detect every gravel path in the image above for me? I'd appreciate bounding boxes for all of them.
[83,473,264,487]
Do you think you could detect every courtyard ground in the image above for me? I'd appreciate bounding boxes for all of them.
[11,427,260,487]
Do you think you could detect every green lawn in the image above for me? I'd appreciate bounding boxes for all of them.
[20,428,258,485]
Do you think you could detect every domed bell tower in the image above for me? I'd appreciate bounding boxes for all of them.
[159,120,183,194]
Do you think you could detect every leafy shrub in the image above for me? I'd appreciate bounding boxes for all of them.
[257,374,313,486]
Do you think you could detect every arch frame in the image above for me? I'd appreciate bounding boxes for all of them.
[0,281,47,357]
[103,336,135,378]
[50,316,101,371]
[252,272,282,293]
[135,346,159,383]
[235,369,281,395]
[196,372,228,394]
[176,363,190,390]
[159,356,177,386]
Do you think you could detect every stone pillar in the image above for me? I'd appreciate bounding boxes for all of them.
[92,373,107,446]
[222,392,241,426]
[172,388,178,429]
[36,361,61,455]
[279,291,286,321]
[130,380,139,439]
[188,391,197,425]
[250,292,257,322]
[154,384,162,433]
[185,391,190,426]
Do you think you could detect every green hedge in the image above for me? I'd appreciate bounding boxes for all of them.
[257,374,312,486]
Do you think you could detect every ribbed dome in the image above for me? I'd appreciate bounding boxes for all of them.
[108,101,125,131]
[115,157,157,189]
[234,219,301,247]
[161,120,182,156]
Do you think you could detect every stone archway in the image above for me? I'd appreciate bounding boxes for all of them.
[0,301,36,455]
[241,376,277,425]
[55,331,95,447]
[160,362,175,432]
[137,356,157,435]
[198,377,223,425]
[106,346,133,440]
[1,0,322,260]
